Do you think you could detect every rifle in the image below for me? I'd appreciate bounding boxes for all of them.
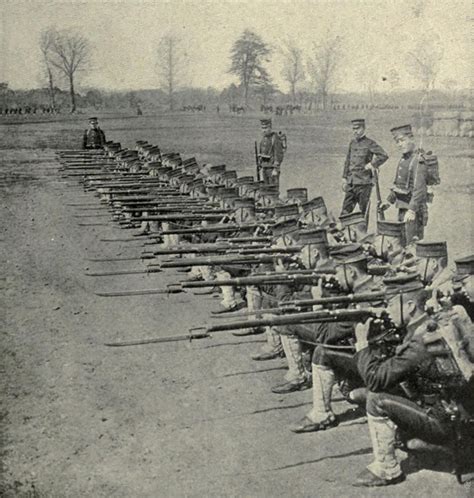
[153,244,264,256]
[373,168,385,221]
[133,213,225,222]
[160,254,292,268]
[282,291,387,308]
[207,308,376,332]
[160,223,268,235]
[255,141,261,182]
[180,270,332,288]
[215,291,388,318]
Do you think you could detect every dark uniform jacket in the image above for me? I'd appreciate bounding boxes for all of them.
[389,149,427,212]
[83,127,106,149]
[342,136,388,185]
[356,313,473,415]
[259,132,284,167]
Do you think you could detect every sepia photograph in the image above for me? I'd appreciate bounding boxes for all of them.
[1,0,473,496]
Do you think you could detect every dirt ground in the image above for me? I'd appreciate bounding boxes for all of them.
[1,113,473,497]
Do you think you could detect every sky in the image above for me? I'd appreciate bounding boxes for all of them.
[1,0,472,93]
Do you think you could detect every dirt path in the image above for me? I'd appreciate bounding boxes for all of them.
[1,149,471,497]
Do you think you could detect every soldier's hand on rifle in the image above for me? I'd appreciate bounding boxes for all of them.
[355,317,373,352]
[341,179,349,192]
[425,289,442,314]
[364,162,375,172]
[271,166,280,177]
[404,209,416,222]
[379,202,390,212]
[310,280,324,310]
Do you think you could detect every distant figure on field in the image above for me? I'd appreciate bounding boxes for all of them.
[82,117,106,149]
[341,118,388,216]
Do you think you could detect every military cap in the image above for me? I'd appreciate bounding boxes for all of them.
[415,241,447,259]
[339,211,366,227]
[274,204,300,219]
[260,118,272,126]
[234,198,255,209]
[157,166,173,177]
[383,272,424,294]
[218,187,239,197]
[192,177,204,187]
[222,170,238,180]
[105,140,114,146]
[209,164,226,175]
[301,196,326,214]
[453,254,474,277]
[377,220,406,238]
[272,219,299,237]
[390,124,413,138]
[182,175,196,185]
[88,116,98,122]
[184,163,200,174]
[246,181,264,192]
[298,228,328,245]
[118,150,139,158]
[236,176,255,185]
[168,169,183,178]
[258,185,280,197]
[351,118,365,126]
[329,243,365,264]
[142,144,154,151]
[135,140,148,146]
[147,161,161,168]
[286,188,308,203]
[183,157,198,166]
[161,152,181,159]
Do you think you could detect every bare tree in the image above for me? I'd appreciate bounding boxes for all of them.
[280,40,305,105]
[48,29,91,113]
[307,32,343,110]
[156,35,186,111]
[39,28,58,111]
[229,30,271,106]
[406,34,444,92]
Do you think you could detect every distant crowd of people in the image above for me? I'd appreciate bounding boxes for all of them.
[0,105,60,116]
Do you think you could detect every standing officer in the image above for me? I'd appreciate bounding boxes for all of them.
[257,118,284,188]
[383,124,429,242]
[82,117,106,149]
[341,119,388,216]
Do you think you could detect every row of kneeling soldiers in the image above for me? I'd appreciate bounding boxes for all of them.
[81,138,473,488]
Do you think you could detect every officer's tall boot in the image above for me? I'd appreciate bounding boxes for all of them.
[354,414,404,487]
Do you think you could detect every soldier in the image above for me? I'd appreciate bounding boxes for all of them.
[341,119,388,216]
[383,124,430,242]
[258,118,284,188]
[353,273,473,487]
[82,117,106,149]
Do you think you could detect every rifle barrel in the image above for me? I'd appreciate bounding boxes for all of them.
[207,309,374,332]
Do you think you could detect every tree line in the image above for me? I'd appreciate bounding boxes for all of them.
[0,25,461,114]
